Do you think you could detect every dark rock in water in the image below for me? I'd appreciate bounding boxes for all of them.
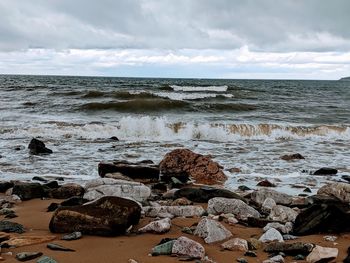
[60,196,88,207]
[159,148,227,185]
[43,181,59,189]
[16,252,43,262]
[47,243,75,252]
[28,138,53,155]
[280,153,305,161]
[37,256,57,263]
[49,196,141,236]
[0,181,14,193]
[344,247,350,263]
[303,187,312,193]
[109,136,119,141]
[32,176,47,182]
[293,203,350,235]
[0,220,25,233]
[342,175,350,183]
[12,182,43,200]
[98,161,159,183]
[61,231,82,241]
[238,185,251,191]
[313,167,338,175]
[47,203,59,212]
[257,180,276,187]
[264,242,314,256]
[174,186,246,203]
[48,183,84,199]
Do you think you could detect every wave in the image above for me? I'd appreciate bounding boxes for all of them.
[170,85,228,92]
[5,117,350,141]
[153,92,234,101]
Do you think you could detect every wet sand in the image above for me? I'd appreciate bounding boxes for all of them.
[1,198,349,263]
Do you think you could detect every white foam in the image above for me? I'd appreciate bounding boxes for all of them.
[153,92,233,100]
[170,85,228,92]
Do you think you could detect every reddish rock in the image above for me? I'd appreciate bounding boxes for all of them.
[280,153,305,161]
[257,180,276,187]
[48,183,85,199]
[159,149,227,185]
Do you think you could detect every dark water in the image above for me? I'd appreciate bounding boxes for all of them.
[0,75,349,194]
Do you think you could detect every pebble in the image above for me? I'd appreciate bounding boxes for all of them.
[16,252,43,262]
[36,256,57,263]
[47,243,75,252]
[61,231,82,241]
[237,258,248,263]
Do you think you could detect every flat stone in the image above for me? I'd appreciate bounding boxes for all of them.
[172,236,205,259]
[143,205,205,218]
[138,218,171,234]
[47,243,75,252]
[251,188,293,206]
[61,231,82,241]
[16,252,43,262]
[263,255,285,263]
[0,221,25,234]
[264,242,314,256]
[2,235,56,247]
[221,238,248,252]
[36,256,57,263]
[194,218,232,244]
[306,245,338,263]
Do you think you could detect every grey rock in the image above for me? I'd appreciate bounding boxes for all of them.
[306,245,338,263]
[194,218,232,244]
[36,256,57,263]
[283,234,298,240]
[263,255,284,263]
[263,222,292,234]
[143,205,205,218]
[16,252,43,262]
[259,228,284,243]
[268,205,298,223]
[0,220,25,233]
[317,182,350,203]
[172,236,205,259]
[251,188,293,206]
[138,218,171,234]
[47,243,75,252]
[61,231,82,241]
[221,238,248,252]
[262,198,276,213]
[237,258,248,263]
[264,242,314,256]
[207,197,260,220]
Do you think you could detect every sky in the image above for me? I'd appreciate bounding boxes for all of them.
[0,0,350,79]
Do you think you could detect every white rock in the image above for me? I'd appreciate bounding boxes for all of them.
[207,197,260,220]
[138,218,171,233]
[251,188,293,206]
[143,205,205,218]
[262,197,277,213]
[263,222,292,234]
[318,182,350,203]
[263,255,285,263]
[194,218,232,244]
[84,178,151,202]
[259,228,284,243]
[268,205,298,223]
[172,236,205,259]
[220,238,248,252]
[306,245,338,263]
[227,217,238,225]
[323,235,337,242]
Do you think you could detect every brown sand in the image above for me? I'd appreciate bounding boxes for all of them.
[1,198,349,263]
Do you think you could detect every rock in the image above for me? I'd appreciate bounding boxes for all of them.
[342,175,350,183]
[105,172,133,181]
[262,198,277,213]
[174,187,245,203]
[283,234,297,240]
[251,188,293,206]
[293,202,350,235]
[128,260,138,263]
[303,187,312,193]
[138,218,171,234]
[207,197,260,220]
[48,183,85,199]
[172,236,205,259]
[259,228,284,243]
[12,182,43,200]
[143,205,205,218]
[194,218,232,244]
[281,153,305,161]
[36,256,57,263]
[247,217,273,228]
[0,182,14,193]
[61,231,82,241]
[344,247,350,263]
[2,236,56,247]
[98,161,159,183]
[47,203,59,212]
[317,182,350,203]
[221,238,248,252]
[110,136,119,141]
[268,205,298,223]
[162,189,179,199]
[47,243,75,252]
[28,138,53,155]
[0,208,15,216]
[237,258,248,263]
[49,196,141,236]
[313,167,337,176]
[306,245,338,263]
[83,178,151,202]
[294,254,305,260]
[227,216,238,225]
[264,242,314,256]
[151,240,175,256]
[323,235,337,242]
[16,252,43,262]
[0,221,25,233]
[238,185,251,191]
[159,149,227,185]
[60,196,88,207]
[263,222,293,234]
[171,197,192,206]
[32,176,47,182]
[263,255,284,263]
[43,181,59,189]
[248,238,263,250]
[244,251,257,257]
[182,226,194,235]
[257,180,276,187]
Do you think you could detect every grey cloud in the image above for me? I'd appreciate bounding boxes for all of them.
[0,0,350,52]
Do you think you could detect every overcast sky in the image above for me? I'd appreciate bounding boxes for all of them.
[0,0,350,79]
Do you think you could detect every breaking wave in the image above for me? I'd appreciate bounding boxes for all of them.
[170,85,228,92]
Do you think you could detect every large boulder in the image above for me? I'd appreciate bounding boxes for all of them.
[159,149,227,185]
[306,245,338,263]
[83,178,151,202]
[268,205,298,223]
[12,182,43,200]
[194,218,232,244]
[174,186,245,203]
[293,202,350,235]
[317,182,350,203]
[207,197,260,220]
[251,188,293,206]
[98,161,159,183]
[49,196,141,236]
[28,138,52,155]
[0,181,14,193]
[172,236,205,259]
[313,167,337,176]
[143,205,205,218]
[48,183,85,199]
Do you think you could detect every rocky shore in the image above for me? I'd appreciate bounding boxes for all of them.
[0,139,349,262]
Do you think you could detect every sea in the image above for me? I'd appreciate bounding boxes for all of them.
[0,75,349,195]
